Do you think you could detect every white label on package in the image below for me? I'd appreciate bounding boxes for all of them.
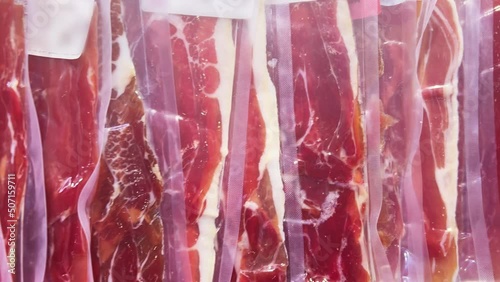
[141,0,256,19]
[266,0,314,4]
[380,0,407,6]
[27,0,95,60]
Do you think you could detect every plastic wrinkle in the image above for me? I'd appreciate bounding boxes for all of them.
[354,14,395,281]
[21,68,47,282]
[268,4,306,281]
[477,0,500,278]
[402,151,429,282]
[461,0,495,279]
[417,0,438,46]
[401,1,435,280]
[217,20,253,282]
[77,1,113,282]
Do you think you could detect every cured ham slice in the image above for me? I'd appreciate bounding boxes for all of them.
[29,9,99,282]
[268,0,368,280]
[229,82,287,281]
[376,3,415,275]
[89,0,164,281]
[417,0,463,280]
[165,14,235,282]
[224,5,288,281]
[0,0,27,279]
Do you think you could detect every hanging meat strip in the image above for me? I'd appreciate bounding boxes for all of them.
[268,0,369,280]
[0,0,27,280]
[90,0,164,281]
[167,14,235,282]
[377,2,416,275]
[227,4,288,281]
[417,0,463,280]
[29,8,99,282]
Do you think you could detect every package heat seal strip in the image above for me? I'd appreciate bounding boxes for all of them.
[458,0,496,279]
[131,2,195,281]
[265,2,305,282]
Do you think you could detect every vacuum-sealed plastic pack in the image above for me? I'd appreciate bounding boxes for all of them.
[24,0,112,281]
[2,0,500,281]
[0,1,46,281]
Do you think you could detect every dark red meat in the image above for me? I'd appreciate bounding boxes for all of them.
[376,3,416,275]
[417,0,462,280]
[270,0,369,280]
[0,1,27,280]
[229,79,288,281]
[89,1,165,281]
[169,15,228,281]
[29,9,99,282]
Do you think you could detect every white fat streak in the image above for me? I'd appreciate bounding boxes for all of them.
[320,191,340,222]
[194,18,236,282]
[151,163,161,180]
[59,208,72,222]
[244,201,259,211]
[9,21,18,58]
[4,23,21,162]
[108,244,120,282]
[336,0,370,275]
[197,162,221,282]
[336,0,359,102]
[235,230,250,282]
[137,250,151,281]
[435,0,463,235]
[212,19,235,159]
[251,0,286,241]
[432,85,459,234]
[112,34,136,96]
[87,65,97,94]
[6,115,17,163]
[110,182,121,202]
[295,67,315,148]
[337,238,348,282]
[336,0,367,206]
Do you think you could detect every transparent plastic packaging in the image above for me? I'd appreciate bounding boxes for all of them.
[27,1,111,280]
[0,1,29,281]
[456,0,500,280]
[267,0,369,280]
[0,0,48,281]
[113,1,236,280]
[1,0,500,281]
[487,0,500,279]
